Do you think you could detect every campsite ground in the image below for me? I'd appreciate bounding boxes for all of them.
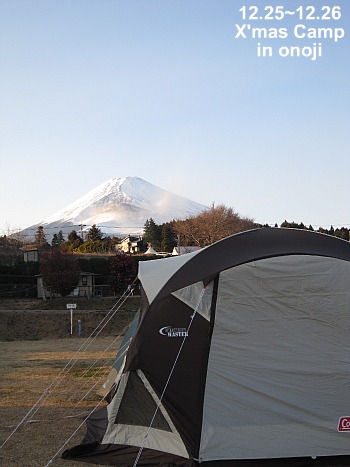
[0,297,139,341]
[0,297,139,466]
[0,337,120,467]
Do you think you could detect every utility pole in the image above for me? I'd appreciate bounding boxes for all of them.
[80,223,86,241]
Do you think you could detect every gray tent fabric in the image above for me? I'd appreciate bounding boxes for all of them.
[63,228,350,466]
[199,256,350,461]
[97,311,140,398]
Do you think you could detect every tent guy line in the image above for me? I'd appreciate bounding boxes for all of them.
[71,340,132,411]
[44,398,106,467]
[63,228,350,466]
[27,289,135,424]
[133,285,207,467]
[0,285,136,450]
[66,333,127,408]
[68,335,122,410]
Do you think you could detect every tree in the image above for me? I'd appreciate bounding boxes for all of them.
[280,220,309,230]
[173,204,255,247]
[86,224,103,242]
[68,230,81,243]
[143,218,161,250]
[51,234,59,248]
[51,230,65,248]
[35,226,48,248]
[110,252,137,294]
[161,223,176,252]
[40,249,81,296]
[61,230,83,252]
[57,230,65,244]
[335,227,350,241]
[0,236,23,266]
[78,240,106,253]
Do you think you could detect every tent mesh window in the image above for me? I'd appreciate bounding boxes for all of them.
[115,371,171,431]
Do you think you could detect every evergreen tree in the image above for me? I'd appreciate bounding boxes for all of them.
[57,230,65,244]
[35,226,48,248]
[51,233,59,248]
[86,224,103,242]
[61,230,83,252]
[161,223,176,252]
[143,218,161,250]
[103,236,112,252]
[280,221,308,230]
[335,227,349,241]
[68,230,82,243]
[51,230,65,248]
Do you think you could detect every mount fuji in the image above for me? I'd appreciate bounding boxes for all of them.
[25,176,208,240]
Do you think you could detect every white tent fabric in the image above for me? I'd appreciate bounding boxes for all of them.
[172,246,201,256]
[102,370,189,458]
[172,281,213,321]
[138,250,201,304]
[144,246,158,255]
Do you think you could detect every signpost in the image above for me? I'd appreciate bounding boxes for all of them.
[66,303,77,335]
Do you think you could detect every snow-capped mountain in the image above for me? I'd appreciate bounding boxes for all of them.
[24,176,207,240]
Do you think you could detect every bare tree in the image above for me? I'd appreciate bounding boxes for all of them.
[173,203,255,247]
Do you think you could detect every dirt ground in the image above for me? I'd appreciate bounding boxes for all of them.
[0,337,121,467]
[0,297,140,341]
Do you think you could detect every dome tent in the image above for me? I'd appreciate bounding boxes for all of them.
[63,228,350,466]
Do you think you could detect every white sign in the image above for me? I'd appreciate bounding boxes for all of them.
[67,303,77,335]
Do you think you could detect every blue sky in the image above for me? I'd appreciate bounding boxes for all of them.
[1,0,349,233]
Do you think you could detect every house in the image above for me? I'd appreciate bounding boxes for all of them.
[21,245,39,262]
[117,236,144,254]
[37,272,99,299]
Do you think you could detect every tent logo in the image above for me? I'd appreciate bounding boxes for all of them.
[338,417,350,432]
[159,326,188,338]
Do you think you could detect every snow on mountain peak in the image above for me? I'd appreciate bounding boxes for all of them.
[26,176,207,239]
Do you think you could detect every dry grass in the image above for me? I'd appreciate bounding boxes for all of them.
[0,297,140,312]
[0,337,121,466]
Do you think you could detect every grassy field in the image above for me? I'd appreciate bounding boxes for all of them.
[0,336,121,467]
[0,297,140,341]
[0,296,140,312]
